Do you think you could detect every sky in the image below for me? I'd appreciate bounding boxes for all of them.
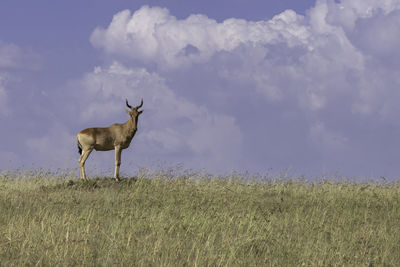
[1,0,400,179]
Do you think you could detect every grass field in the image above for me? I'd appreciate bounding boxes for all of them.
[1,169,400,266]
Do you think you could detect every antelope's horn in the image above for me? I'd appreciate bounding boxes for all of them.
[136,99,143,109]
[126,99,133,109]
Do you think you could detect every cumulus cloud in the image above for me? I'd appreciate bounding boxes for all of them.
[85,0,400,177]
[0,42,23,69]
[0,75,8,116]
[90,6,310,69]
[0,41,42,117]
[8,0,398,176]
[90,1,367,110]
[25,123,76,169]
[0,41,41,70]
[0,41,47,170]
[73,62,243,172]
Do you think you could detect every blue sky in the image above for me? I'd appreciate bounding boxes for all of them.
[1,0,400,179]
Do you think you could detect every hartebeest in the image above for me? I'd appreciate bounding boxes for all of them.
[77,99,143,181]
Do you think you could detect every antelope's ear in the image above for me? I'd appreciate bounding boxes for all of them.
[125,109,131,115]
[138,110,143,115]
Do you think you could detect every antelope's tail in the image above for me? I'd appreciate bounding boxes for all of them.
[77,138,82,155]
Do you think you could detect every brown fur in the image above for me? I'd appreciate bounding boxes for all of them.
[77,99,143,181]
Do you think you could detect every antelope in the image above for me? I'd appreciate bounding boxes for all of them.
[77,99,143,181]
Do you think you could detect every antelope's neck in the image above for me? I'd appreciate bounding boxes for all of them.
[123,117,138,138]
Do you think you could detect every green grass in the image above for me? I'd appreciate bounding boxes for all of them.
[1,169,400,266]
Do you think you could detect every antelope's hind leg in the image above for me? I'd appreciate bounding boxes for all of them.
[79,148,93,181]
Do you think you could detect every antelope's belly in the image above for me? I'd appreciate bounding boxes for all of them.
[94,144,114,151]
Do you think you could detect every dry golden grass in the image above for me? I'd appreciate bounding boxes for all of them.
[1,169,400,266]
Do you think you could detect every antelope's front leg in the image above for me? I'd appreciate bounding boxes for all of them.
[114,147,122,181]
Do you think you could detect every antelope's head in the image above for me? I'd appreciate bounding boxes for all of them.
[125,99,143,121]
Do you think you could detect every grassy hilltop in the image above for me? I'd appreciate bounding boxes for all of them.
[1,169,400,266]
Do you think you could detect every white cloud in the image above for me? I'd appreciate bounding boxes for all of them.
[0,41,41,70]
[0,41,42,117]
[75,62,242,172]
[6,0,399,176]
[326,0,400,31]
[0,74,9,116]
[83,1,400,176]
[0,42,22,69]
[90,5,309,69]
[89,2,367,109]
[25,123,76,169]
